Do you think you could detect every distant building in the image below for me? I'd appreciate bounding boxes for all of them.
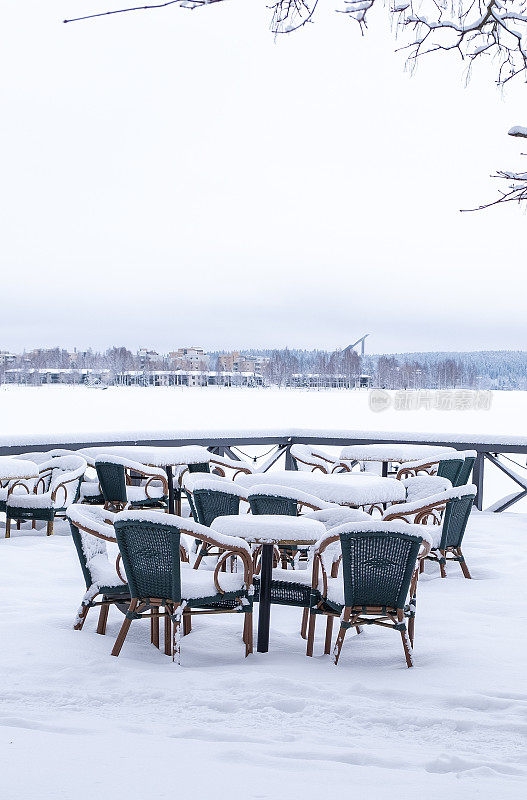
[217,351,262,374]
[169,347,209,371]
[0,351,16,367]
[137,348,159,366]
[357,374,372,388]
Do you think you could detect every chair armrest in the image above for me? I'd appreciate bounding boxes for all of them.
[383,498,446,524]
[179,525,253,595]
[396,460,440,480]
[209,455,254,477]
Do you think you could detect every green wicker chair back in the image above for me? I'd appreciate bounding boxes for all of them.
[438,493,474,550]
[248,495,297,516]
[454,456,476,487]
[192,488,240,527]
[114,518,182,602]
[96,461,128,505]
[339,530,422,609]
[188,462,210,474]
[437,458,464,485]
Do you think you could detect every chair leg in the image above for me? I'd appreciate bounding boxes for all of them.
[306,612,317,657]
[439,551,447,578]
[164,606,172,655]
[96,602,110,635]
[182,607,192,636]
[111,600,138,657]
[74,603,90,631]
[300,607,309,640]
[171,603,182,664]
[151,606,160,647]
[46,520,54,536]
[16,519,20,530]
[408,614,415,647]
[333,608,351,665]
[398,610,414,668]
[32,520,36,529]
[457,548,472,579]
[5,517,10,538]
[193,545,207,570]
[324,615,334,655]
[243,612,253,657]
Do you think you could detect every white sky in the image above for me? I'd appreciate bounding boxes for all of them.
[1,1,525,354]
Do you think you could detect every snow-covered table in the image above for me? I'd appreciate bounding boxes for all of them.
[339,443,457,477]
[211,514,325,654]
[78,445,211,468]
[0,457,38,481]
[78,446,211,514]
[236,471,405,507]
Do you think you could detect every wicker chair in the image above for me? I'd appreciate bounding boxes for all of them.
[454,452,477,486]
[396,451,476,486]
[67,504,130,633]
[182,475,248,569]
[306,521,431,667]
[260,507,372,639]
[6,455,87,537]
[111,511,254,661]
[178,454,253,483]
[95,455,169,512]
[248,484,334,569]
[290,445,344,474]
[384,484,476,578]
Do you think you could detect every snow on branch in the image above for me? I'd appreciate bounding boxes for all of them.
[463,126,527,210]
[268,0,320,34]
[339,0,527,86]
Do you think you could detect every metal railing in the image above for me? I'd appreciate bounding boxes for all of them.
[1,429,526,512]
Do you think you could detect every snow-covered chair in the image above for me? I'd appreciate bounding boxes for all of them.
[248,484,334,569]
[67,505,130,634]
[306,521,431,667]
[111,511,254,661]
[5,455,87,537]
[177,454,254,486]
[182,475,248,569]
[267,506,372,640]
[382,476,452,523]
[290,444,344,473]
[67,504,190,643]
[14,449,76,464]
[396,451,476,486]
[95,455,169,512]
[383,484,476,578]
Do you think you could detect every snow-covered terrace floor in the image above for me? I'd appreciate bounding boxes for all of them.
[1,511,525,799]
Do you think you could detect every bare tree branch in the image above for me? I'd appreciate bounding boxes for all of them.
[63,0,224,25]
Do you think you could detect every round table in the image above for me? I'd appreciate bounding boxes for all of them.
[78,445,212,514]
[339,444,457,477]
[0,457,38,481]
[235,470,406,507]
[211,514,325,653]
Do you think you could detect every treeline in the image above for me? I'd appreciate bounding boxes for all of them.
[2,346,526,390]
[244,349,527,390]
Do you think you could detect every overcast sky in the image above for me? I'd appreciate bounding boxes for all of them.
[1,1,525,354]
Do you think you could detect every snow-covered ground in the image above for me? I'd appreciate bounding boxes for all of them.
[0,511,525,799]
[0,385,526,442]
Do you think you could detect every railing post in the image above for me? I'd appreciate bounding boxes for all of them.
[284,441,295,471]
[472,452,485,510]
